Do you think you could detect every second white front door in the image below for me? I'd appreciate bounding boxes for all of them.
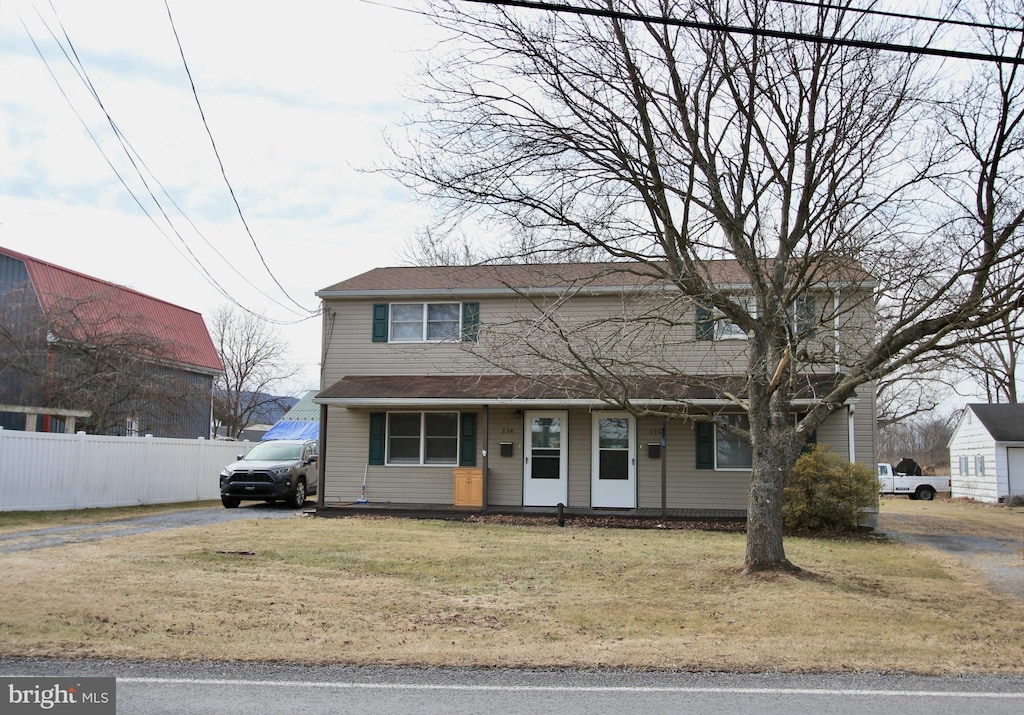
[523,411,568,506]
[591,412,636,508]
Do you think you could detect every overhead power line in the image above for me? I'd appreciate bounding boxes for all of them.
[18,1,317,324]
[456,0,1024,65]
[162,0,314,316]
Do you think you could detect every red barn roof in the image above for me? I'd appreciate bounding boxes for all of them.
[1,245,223,375]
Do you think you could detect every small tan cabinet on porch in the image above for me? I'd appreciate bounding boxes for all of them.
[453,467,483,507]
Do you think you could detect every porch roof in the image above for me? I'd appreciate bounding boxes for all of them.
[315,374,851,408]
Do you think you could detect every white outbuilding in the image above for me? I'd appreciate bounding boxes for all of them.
[947,403,1024,503]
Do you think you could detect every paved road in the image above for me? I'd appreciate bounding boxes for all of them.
[2,658,1023,715]
[0,503,308,554]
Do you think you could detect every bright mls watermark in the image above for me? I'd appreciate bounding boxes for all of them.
[2,677,115,714]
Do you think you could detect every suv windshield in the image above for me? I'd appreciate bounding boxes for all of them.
[244,443,303,461]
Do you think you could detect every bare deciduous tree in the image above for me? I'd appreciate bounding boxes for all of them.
[391,0,1024,572]
[953,314,1023,403]
[210,305,298,439]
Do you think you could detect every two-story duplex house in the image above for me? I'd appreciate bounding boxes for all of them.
[314,262,877,516]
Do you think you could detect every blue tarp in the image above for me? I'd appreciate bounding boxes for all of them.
[262,420,319,441]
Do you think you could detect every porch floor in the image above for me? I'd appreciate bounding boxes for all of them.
[314,500,746,523]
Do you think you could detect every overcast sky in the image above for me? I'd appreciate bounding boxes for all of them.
[0,0,439,394]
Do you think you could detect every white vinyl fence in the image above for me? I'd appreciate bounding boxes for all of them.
[0,429,249,511]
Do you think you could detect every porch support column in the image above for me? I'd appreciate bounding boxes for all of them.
[317,403,328,508]
[660,417,667,515]
[481,404,489,513]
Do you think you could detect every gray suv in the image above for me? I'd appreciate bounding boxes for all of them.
[219,439,318,508]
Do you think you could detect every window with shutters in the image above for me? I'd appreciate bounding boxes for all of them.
[386,412,459,465]
[695,298,756,341]
[696,414,753,469]
[372,302,479,343]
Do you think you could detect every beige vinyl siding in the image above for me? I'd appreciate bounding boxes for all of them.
[815,410,850,459]
[322,407,369,504]
[854,387,877,469]
[323,408,462,506]
[483,409,524,506]
[566,410,592,508]
[322,297,507,384]
[664,419,749,510]
[322,294,761,384]
[635,417,751,511]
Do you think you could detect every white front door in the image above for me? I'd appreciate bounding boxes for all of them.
[591,412,636,508]
[523,411,568,506]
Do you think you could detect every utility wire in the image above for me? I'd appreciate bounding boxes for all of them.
[22,2,316,324]
[456,0,1024,65]
[22,11,241,311]
[163,0,313,315]
[768,0,1023,35]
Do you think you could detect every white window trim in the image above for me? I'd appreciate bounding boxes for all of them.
[714,298,756,341]
[389,302,462,343]
[385,411,460,467]
[714,414,752,471]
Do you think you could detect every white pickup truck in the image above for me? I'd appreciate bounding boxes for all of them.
[877,463,951,501]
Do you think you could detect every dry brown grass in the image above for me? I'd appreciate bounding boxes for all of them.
[2,512,1023,674]
[879,495,1024,540]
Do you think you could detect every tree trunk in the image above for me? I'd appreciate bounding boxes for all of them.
[743,445,798,574]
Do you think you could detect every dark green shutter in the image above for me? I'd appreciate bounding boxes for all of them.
[372,304,388,343]
[462,302,480,342]
[368,412,386,465]
[695,303,715,341]
[695,421,714,469]
[459,412,477,466]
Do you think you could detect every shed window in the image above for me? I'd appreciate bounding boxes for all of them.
[975,455,986,476]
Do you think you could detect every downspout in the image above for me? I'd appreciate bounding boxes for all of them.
[848,403,856,463]
[833,289,841,375]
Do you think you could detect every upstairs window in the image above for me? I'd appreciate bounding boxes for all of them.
[373,302,479,343]
[393,303,460,342]
[696,299,756,341]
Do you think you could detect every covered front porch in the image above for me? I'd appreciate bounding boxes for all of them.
[314,373,850,515]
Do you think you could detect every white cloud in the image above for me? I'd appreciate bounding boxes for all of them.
[0,0,440,393]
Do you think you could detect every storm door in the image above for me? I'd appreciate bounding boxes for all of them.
[590,412,636,508]
[523,411,568,506]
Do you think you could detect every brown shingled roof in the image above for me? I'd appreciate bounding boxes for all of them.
[1,245,223,374]
[318,260,872,296]
[317,374,848,404]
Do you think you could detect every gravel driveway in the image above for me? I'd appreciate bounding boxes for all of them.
[878,511,1024,601]
[0,504,308,555]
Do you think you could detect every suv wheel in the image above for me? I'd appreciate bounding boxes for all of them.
[289,480,306,508]
[221,496,240,509]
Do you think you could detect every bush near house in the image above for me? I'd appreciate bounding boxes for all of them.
[784,445,877,532]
